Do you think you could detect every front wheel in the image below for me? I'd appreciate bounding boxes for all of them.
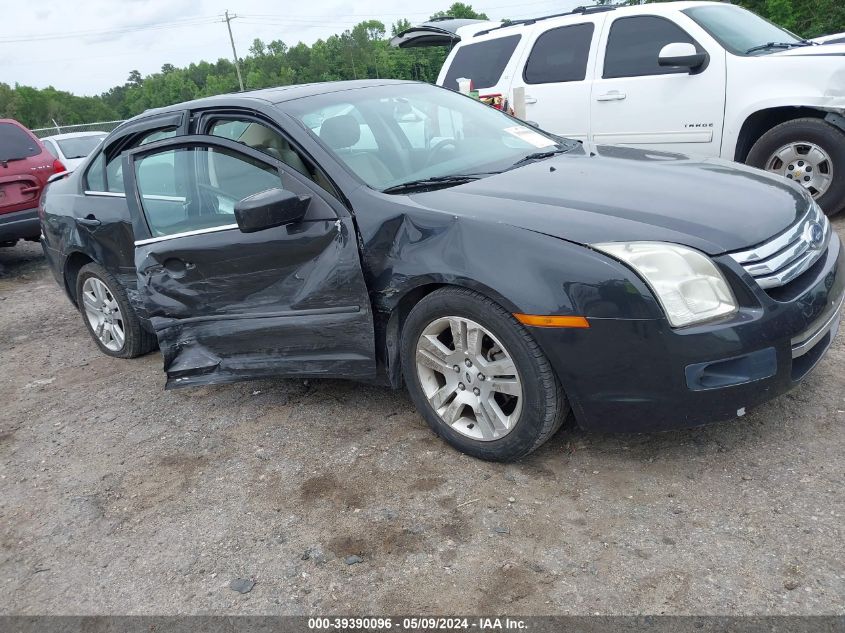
[401,287,568,461]
[746,118,845,217]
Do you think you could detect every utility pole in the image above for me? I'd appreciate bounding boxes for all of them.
[223,10,245,92]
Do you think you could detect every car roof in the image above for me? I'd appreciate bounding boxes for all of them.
[41,131,108,141]
[138,79,419,119]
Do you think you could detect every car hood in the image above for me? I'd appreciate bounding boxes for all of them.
[771,43,845,56]
[409,144,809,255]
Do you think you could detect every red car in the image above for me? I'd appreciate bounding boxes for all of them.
[0,119,66,246]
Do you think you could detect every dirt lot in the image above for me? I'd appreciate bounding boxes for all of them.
[1,229,844,616]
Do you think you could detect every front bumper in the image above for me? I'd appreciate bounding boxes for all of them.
[532,233,845,433]
[0,208,40,243]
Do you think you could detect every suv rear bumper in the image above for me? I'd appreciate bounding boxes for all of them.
[0,208,40,243]
[531,232,845,433]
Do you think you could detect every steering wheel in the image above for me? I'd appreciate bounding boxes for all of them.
[426,139,458,167]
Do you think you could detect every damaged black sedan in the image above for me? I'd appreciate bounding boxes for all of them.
[41,80,844,461]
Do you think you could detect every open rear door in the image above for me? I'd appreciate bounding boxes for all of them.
[390,18,492,48]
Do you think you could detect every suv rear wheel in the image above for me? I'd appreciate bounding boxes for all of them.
[746,118,845,217]
[401,287,568,461]
[75,263,156,358]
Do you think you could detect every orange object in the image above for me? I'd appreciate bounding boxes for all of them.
[514,314,590,328]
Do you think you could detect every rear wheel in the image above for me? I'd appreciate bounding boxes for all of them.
[746,118,845,217]
[401,287,567,461]
[75,263,156,358]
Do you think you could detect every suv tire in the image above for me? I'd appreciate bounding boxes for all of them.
[746,117,845,217]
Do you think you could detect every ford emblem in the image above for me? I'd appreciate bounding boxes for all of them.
[804,221,825,249]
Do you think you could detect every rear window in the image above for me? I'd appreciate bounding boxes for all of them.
[57,135,106,159]
[443,34,522,91]
[0,122,41,162]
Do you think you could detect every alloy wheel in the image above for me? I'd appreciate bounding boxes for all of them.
[415,316,523,441]
[81,277,126,352]
[765,142,833,199]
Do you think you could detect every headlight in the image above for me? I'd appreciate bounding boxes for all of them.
[592,241,737,328]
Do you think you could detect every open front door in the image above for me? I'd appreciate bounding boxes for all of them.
[123,135,376,388]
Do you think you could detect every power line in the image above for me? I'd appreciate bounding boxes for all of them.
[0,16,221,44]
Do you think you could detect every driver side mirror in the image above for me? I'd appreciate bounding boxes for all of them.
[658,42,708,72]
[234,188,310,233]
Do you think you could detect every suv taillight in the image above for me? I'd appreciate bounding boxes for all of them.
[52,159,67,174]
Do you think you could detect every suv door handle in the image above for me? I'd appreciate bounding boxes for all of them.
[524,95,538,104]
[596,91,627,102]
[77,214,101,227]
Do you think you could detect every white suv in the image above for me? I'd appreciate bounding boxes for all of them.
[392,1,845,215]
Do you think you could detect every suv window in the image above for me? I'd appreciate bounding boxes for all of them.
[86,127,178,193]
[136,146,281,238]
[524,23,594,84]
[604,16,697,79]
[443,35,522,91]
[0,122,40,161]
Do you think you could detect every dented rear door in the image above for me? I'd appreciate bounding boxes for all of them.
[123,135,376,388]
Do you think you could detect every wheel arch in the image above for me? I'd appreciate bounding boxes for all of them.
[733,106,828,163]
[62,250,95,304]
[379,277,522,389]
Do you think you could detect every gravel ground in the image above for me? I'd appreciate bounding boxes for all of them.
[1,229,843,616]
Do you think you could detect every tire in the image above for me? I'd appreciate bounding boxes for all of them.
[400,287,568,462]
[75,263,157,359]
[746,117,845,217]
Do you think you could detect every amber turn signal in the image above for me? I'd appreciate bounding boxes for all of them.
[513,314,590,328]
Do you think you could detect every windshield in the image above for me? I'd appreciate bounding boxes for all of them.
[0,122,40,162]
[286,83,566,191]
[56,134,106,159]
[684,5,802,55]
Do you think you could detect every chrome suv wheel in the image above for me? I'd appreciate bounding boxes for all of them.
[764,142,832,199]
[401,287,568,462]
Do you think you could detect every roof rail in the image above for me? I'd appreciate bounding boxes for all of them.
[473,3,617,37]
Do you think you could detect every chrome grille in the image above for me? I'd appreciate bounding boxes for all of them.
[729,202,830,289]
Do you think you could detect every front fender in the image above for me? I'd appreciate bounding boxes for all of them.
[362,210,662,321]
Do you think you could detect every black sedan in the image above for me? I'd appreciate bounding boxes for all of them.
[40,80,844,461]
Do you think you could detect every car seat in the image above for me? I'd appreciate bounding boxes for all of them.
[319,114,393,187]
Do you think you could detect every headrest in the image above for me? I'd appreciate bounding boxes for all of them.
[319,114,361,149]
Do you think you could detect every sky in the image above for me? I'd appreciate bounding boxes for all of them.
[1,0,583,96]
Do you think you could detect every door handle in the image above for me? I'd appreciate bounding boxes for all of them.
[524,95,538,104]
[596,91,627,102]
[77,214,101,227]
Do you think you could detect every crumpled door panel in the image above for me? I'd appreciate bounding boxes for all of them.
[134,217,376,388]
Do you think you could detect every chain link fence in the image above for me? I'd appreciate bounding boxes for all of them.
[30,120,126,138]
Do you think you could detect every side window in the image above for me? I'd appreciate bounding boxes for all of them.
[442,35,522,91]
[524,23,594,84]
[603,16,698,79]
[86,127,178,193]
[208,117,339,198]
[136,146,281,238]
[86,151,107,191]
